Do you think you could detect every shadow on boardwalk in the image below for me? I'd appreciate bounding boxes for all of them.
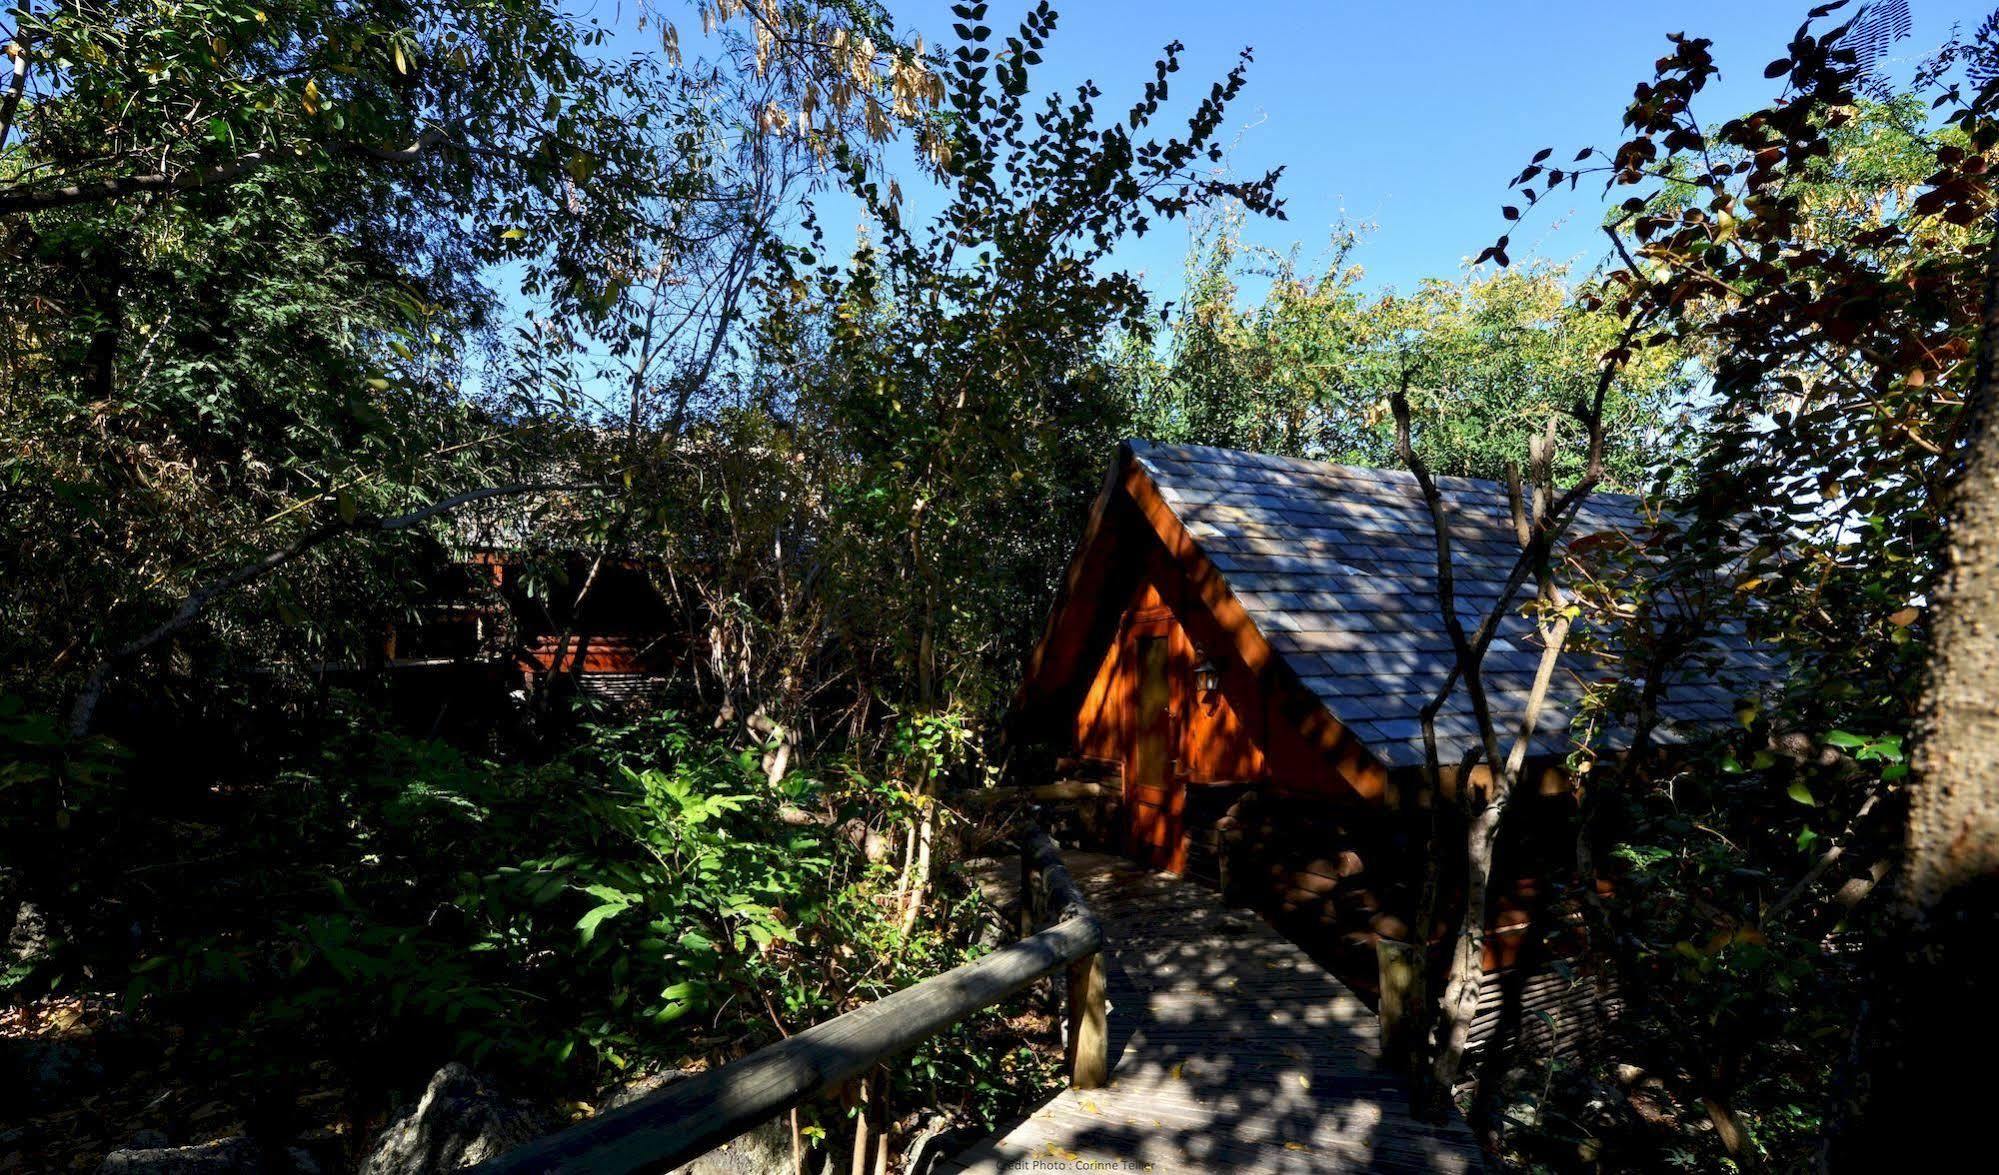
[935,853,1484,1173]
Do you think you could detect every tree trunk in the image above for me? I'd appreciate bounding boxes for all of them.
[1838,221,1999,1165]
[899,797,937,938]
[1427,787,1505,1111]
[1900,245,1999,950]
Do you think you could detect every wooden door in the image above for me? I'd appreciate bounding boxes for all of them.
[1126,628,1184,871]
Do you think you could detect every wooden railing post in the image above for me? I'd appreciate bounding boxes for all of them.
[842,1076,868,1175]
[1065,949,1109,1089]
[1375,937,1423,1078]
[847,1068,885,1175]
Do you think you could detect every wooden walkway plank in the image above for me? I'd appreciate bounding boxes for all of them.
[938,852,1483,1173]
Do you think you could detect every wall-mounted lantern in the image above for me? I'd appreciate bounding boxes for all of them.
[1193,653,1222,698]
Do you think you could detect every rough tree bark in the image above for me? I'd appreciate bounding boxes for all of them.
[1899,225,1999,977]
[1838,220,1999,1166]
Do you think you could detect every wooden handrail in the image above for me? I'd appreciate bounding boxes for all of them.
[472,828,1105,1175]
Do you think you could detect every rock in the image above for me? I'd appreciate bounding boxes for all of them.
[594,1069,692,1113]
[902,1115,964,1175]
[670,1119,794,1175]
[5,899,49,965]
[98,1136,317,1174]
[2,1036,103,1100]
[362,1064,552,1174]
[98,1137,259,1174]
[590,1073,793,1175]
[970,908,1009,951]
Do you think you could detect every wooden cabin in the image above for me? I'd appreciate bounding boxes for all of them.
[378,545,679,736]
[1014,440,1777,1053]
[471,550,675,703]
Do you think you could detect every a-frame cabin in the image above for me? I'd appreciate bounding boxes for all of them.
[1014,440,1777,1045]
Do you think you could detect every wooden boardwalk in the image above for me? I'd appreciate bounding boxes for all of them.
[939,853,1484,1173]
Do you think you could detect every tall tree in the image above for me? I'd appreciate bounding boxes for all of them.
[0,0,935,728]
[1481,4,1999,1164]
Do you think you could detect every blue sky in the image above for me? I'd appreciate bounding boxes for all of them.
[838,0,1993,302]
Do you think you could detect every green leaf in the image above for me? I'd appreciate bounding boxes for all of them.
[1786,779,1818,807]
[576,902,627,944]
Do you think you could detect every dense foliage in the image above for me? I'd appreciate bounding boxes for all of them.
[1456,10,1999,1169]
[1118,209,1691,487]
[1093,7,1999,1168]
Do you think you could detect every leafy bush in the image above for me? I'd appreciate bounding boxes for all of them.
[0,697,1024,1119]
[0,690,1070,1175]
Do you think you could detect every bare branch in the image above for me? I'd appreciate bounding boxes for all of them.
[1390,375,1507,775]
[1401,311,1638,1103]
[1505,461,1529,547]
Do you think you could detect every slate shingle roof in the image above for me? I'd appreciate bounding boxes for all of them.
[1132,440,1781,770]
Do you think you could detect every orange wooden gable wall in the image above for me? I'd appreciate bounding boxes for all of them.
[1069,531,1348,796]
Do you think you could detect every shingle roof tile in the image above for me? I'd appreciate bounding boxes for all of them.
[1132,440,1778,769]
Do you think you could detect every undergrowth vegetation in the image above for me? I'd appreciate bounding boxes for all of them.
[2,696,1055,1162]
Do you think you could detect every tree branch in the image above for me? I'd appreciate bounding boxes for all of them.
[1764,788,1883,925]
[1395,309,1637,1106]
[1391,373,1507,775]
[0,127,449,215]
[0,17,32,154]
